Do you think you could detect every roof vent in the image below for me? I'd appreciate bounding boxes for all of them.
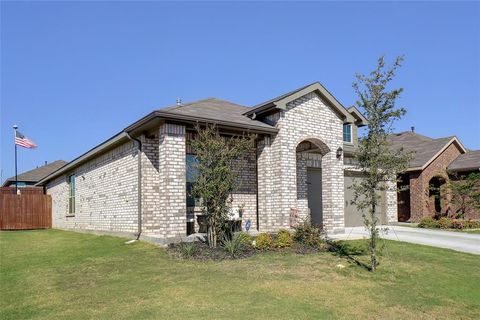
[176,98,182,106]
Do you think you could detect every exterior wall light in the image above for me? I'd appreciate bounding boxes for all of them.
[336,147,343,159]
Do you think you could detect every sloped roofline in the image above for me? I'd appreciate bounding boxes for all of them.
[37,99,280,185]
[244,82,355,123]
[347,106,368,126]
[406,137,467,172]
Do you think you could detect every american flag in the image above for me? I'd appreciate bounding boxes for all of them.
[15,130,37,149]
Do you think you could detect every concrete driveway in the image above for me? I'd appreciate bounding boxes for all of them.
[330,225,480,255]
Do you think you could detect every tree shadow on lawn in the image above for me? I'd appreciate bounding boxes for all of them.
[327,240,372,271]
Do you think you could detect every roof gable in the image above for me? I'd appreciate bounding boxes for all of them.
[387,132,467,170]
[448,150,480,172]
[347,106,368,127]
[244,82,355,123]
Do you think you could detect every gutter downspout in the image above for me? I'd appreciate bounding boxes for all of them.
[126,132,142,240]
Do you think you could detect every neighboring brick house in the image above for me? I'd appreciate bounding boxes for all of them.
[2,160,67,188]
[38,82,398,244]
[389,131,479,222]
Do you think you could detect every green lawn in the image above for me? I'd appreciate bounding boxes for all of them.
[1,230,479,320]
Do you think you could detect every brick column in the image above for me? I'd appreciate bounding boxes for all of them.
[385,180,398,223]
[256,135,274,231]
[409,172,425,222]
[158,123,186,242]
[321,151,345,234]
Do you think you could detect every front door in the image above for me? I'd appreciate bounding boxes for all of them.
[307,169,322,226]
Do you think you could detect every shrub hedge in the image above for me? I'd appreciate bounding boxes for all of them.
[418,217,480,230]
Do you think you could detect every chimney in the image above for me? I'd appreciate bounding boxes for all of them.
[176,98,182,106]
[411,126,415,133]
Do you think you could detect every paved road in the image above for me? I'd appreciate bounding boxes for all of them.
[330,225,480,255]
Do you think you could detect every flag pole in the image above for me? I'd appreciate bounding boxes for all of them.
[13,125,18,194]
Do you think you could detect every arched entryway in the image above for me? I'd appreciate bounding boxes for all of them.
[295,138,330,227]
[428,176,447,216]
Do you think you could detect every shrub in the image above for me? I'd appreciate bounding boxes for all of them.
[466,220,480,229]
[293,222,324,248]
[451,219,465,230]
[222,232,250,258]
[179,242,198,258]
[254,233,273,250]
[274,229,293,248]
[418,217,438,228]
[438,217,453,229]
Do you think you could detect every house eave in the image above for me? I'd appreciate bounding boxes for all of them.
[37,112,278,186]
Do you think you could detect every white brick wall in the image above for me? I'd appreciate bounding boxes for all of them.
[47,141,139,234]
[46,92,396,242]
[156,123,187,242]
[257,92,345,234]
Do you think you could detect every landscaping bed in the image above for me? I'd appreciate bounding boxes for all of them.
[168,224,331,260]
[418,217,480,231]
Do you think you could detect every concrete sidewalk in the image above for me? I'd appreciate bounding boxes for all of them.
[329,225,480,255]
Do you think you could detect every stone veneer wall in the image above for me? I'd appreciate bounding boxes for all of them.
[47,141,139,234]
[257,92,345,233]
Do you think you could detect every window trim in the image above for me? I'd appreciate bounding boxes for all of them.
[186,154,200,208]
[67,174,76,216]
[343,124,353,143]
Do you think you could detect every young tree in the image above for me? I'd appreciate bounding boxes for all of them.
[351,56,411,271]
[191,124,255,248]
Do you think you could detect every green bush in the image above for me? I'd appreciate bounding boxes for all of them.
[222,232,250,258]
[418,217,438,228]
[254,233,273,250]
[438,217,453,229]
[466,220,480,229]
[293,222,324,248]
[274,229,293,248]
[179,242,198,258]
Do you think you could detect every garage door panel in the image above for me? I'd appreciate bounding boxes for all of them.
[344,173,386,227]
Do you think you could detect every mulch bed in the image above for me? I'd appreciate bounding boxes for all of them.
[167,240,331,261]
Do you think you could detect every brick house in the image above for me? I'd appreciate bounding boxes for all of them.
[38,82,399,244]
[389,131,480,222]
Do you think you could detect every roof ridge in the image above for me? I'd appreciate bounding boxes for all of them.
[159,97,218,111]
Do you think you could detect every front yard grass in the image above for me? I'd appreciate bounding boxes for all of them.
[1,229,479,319]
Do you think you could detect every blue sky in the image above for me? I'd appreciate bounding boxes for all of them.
[1,1,479,182]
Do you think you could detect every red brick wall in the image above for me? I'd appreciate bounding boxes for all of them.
[449,172,480,220]
[409,143,463,222]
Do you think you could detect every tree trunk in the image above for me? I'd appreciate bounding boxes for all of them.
[207,224,217,248]
[370,202,378,272]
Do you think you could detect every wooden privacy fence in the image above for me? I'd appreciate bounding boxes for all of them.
[0,187,52,230]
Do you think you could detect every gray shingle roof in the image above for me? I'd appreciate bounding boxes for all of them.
[159,98,275,130]
[448,150,480,172]
[3,160,68,186]
[387,132,457,169]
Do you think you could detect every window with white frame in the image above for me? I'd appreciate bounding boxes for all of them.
[68,174,75,214]
[343,124,352,143]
